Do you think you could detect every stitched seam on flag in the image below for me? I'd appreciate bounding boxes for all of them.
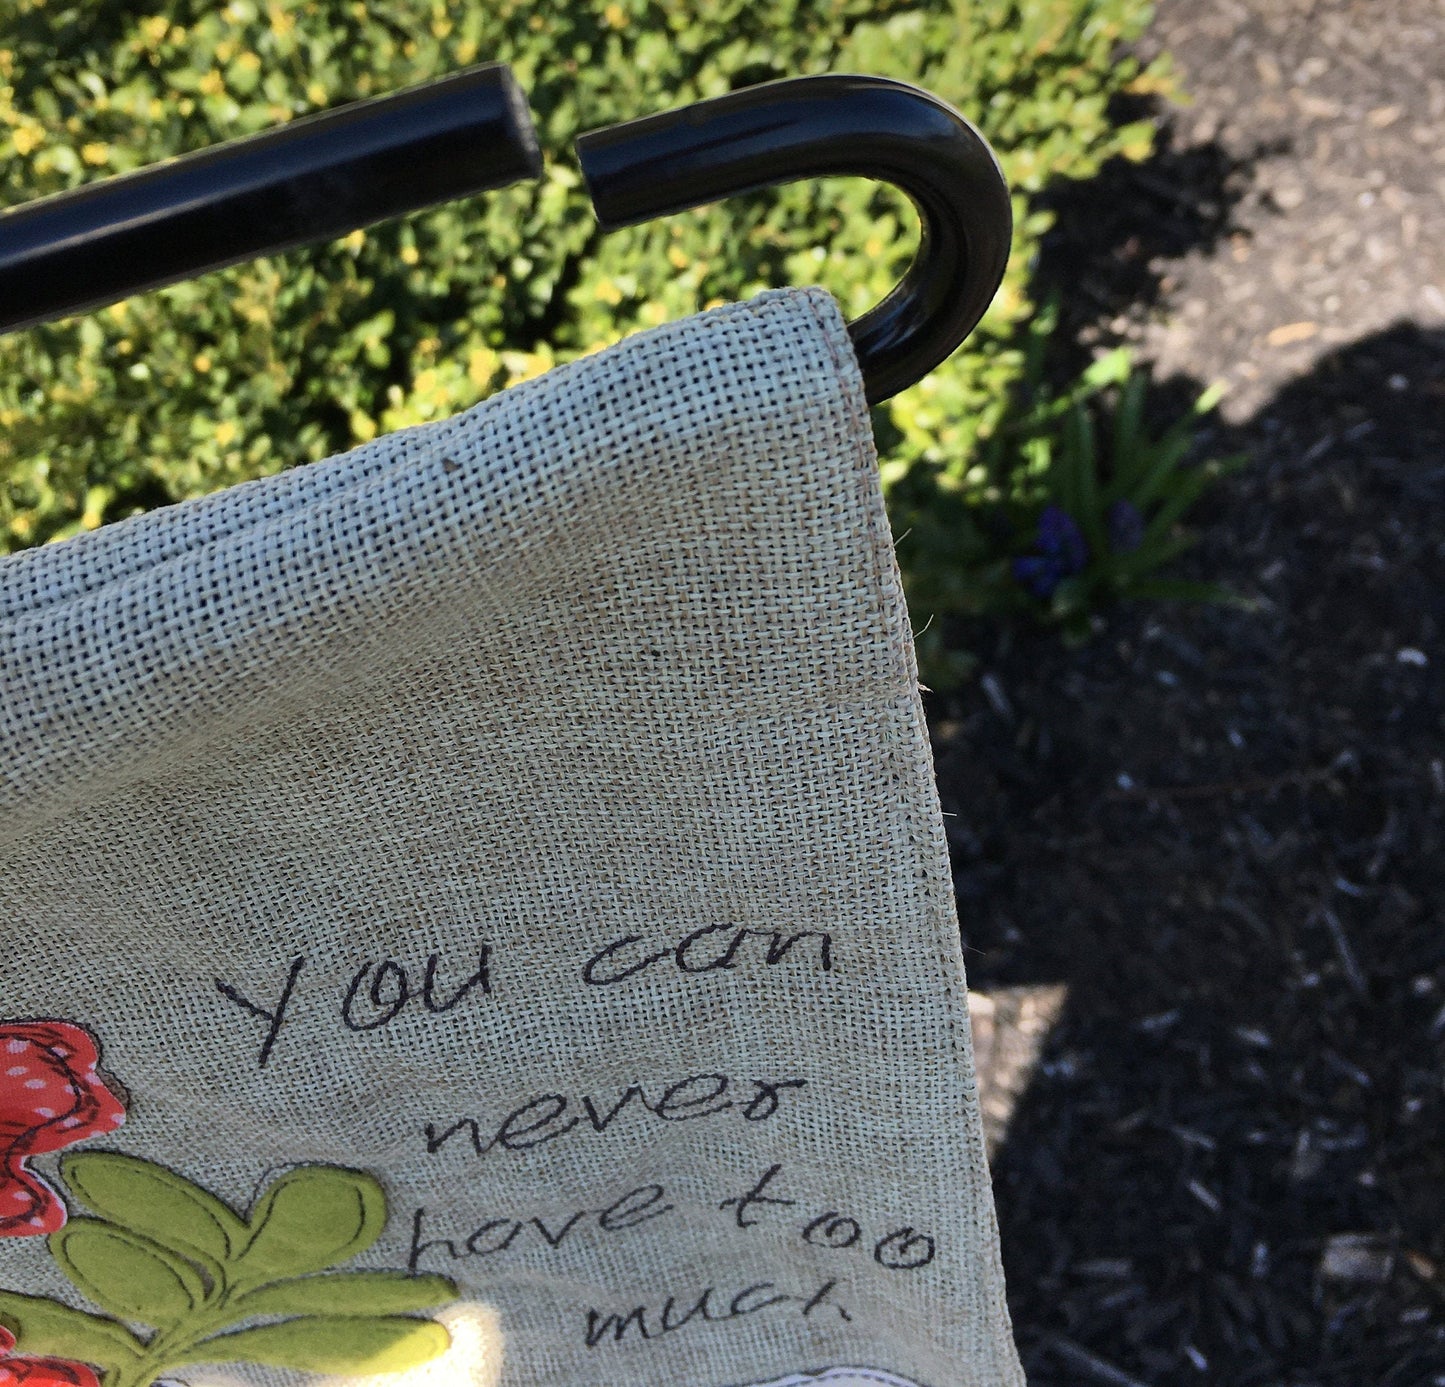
[798,280,983,1273]
[796,288,964,1070]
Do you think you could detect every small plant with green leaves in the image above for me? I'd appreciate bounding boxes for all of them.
[895,302,1247,670]
[0,1154,456,1387]
[996,348,1246,640]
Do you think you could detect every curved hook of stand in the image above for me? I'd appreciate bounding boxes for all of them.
[575,74,1013,406]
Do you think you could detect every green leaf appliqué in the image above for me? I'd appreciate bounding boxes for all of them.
[49,1219,206,1325]
[60,1151,245,1265]
[235,1166,387,1283]
[0,1290,145,1372]
[2,1154,456,1387]
[225,1271,458,1322]
[180,1316,451,1375]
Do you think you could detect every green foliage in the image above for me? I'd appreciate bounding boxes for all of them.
[0,0,1171,554]
[894,301,1247,672]
[0,1153,456,1387]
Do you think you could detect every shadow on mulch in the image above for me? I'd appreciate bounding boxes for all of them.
[930,320,1445,1386]
[1036,114,1271,343]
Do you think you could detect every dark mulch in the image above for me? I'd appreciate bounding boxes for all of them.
[929,1,1445,1383]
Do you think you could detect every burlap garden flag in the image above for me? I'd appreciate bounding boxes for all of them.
[0,287,1023,1387]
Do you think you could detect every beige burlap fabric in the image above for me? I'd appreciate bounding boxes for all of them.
[0,288,1022,1387]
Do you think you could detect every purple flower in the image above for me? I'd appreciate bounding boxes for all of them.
[1037,505,1089,573]
[1013,506,1089,600]
[1107,499,1145,553]
[1012,554,1064,598]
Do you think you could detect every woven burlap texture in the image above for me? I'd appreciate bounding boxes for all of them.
[0,287,1022,1387]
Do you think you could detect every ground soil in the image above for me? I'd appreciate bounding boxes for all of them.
[937,2,1445,1383]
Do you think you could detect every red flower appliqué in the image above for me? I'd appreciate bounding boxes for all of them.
[0,1326,100,1387]
[0,1022,125,1237]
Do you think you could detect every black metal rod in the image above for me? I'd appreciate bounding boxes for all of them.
[0,63,541,334]
[575,74,1012,404]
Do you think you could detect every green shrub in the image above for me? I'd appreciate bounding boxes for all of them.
[0,0,1169,555]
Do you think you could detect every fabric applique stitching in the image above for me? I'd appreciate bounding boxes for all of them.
[0,1324,101,1387]
[0,1019,458,1387]
[1,1022,126,1239]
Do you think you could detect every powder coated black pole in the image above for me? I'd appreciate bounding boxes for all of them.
[576,74,1012,404]
[0,63,541,335]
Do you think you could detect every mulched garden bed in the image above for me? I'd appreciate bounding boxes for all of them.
[932,1,1445,1382]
